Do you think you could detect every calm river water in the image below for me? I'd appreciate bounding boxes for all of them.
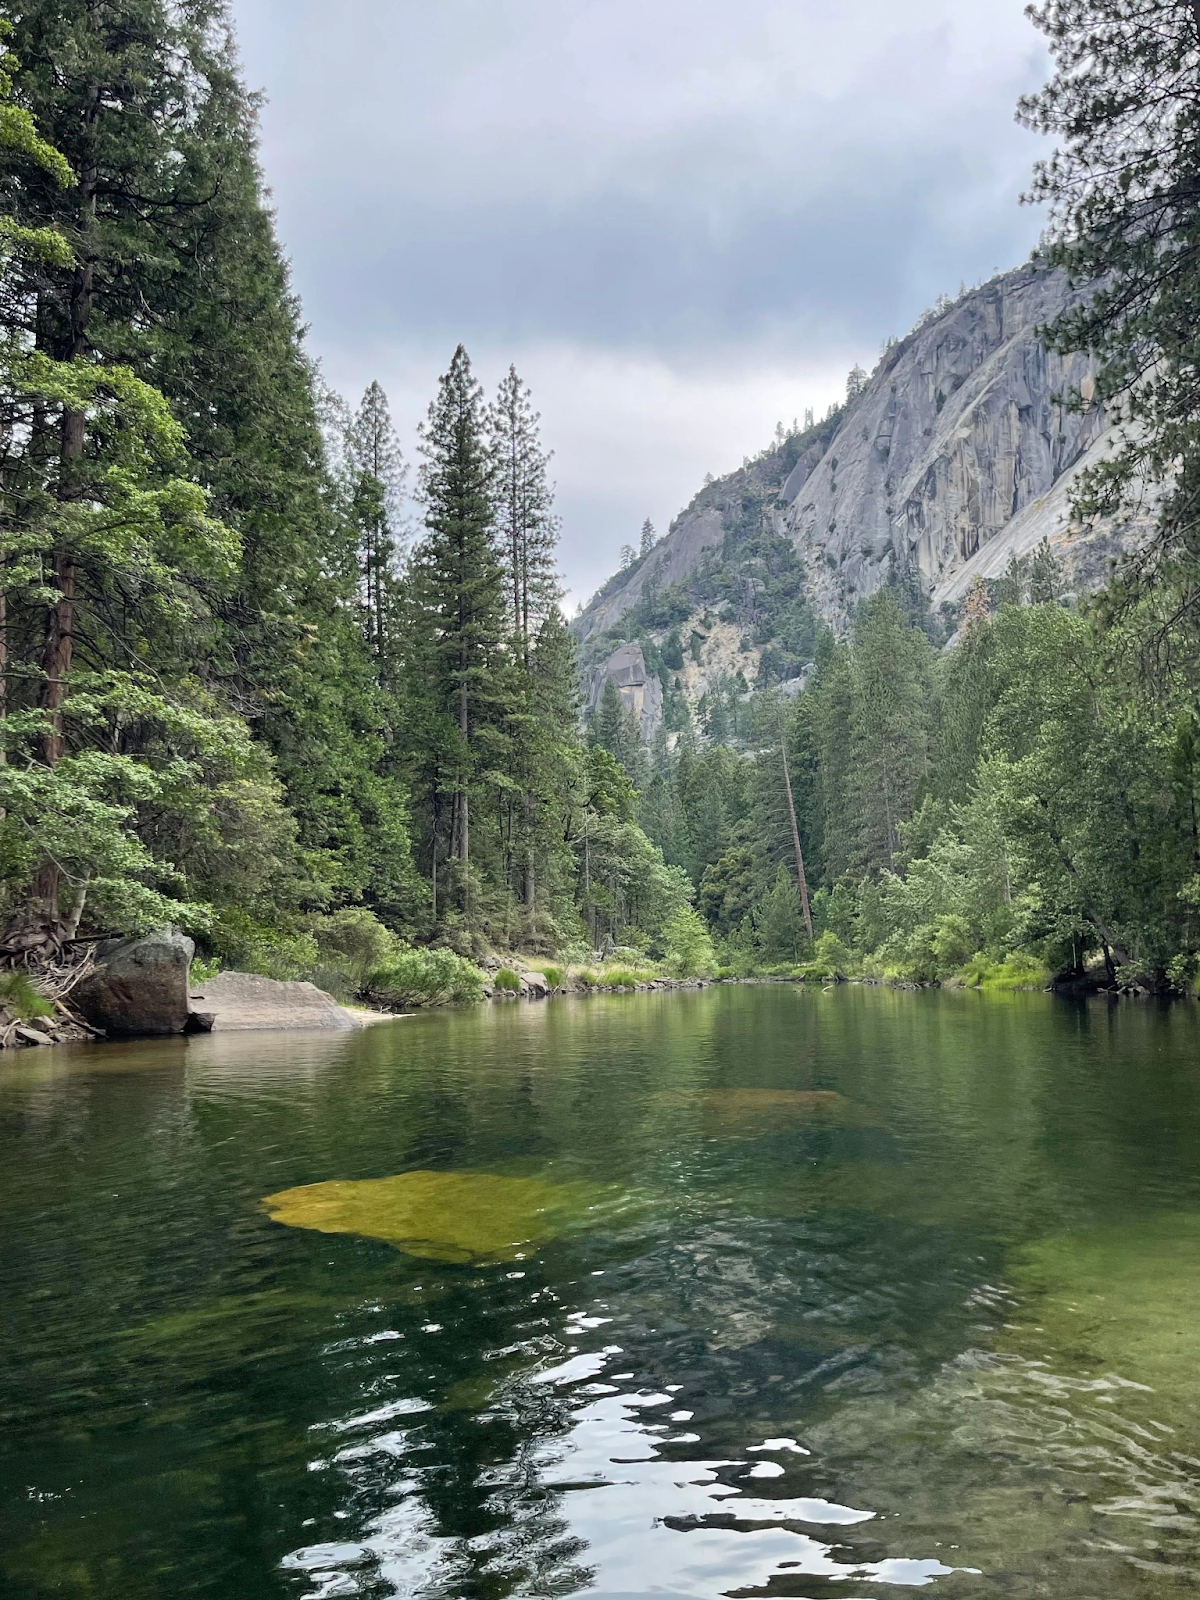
[3,986,1200,1598]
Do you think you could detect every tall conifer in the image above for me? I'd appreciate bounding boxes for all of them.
[413,346,508,879]
[488,366,558,664]
[346,381,407,670]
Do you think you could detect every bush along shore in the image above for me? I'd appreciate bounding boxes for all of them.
[0,902,1174,1053]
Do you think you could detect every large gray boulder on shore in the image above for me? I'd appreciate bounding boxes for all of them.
[73,928,195,1037]
[70,929,367,1038]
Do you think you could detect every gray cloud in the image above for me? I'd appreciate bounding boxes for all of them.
[230,0,1050,603]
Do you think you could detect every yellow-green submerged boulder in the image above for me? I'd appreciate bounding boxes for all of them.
[263,1169,607,1263]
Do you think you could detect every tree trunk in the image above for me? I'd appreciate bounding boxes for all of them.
[64,879,88,940]
[456,676,469,864]
[34,106,98,924]
[524,793,536,912]
[781,741,815,943]
[40,546,76,767]
[882,768,895,866]
[0,582,6,780]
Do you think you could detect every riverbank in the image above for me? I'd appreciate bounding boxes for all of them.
[0,952,1181,1055]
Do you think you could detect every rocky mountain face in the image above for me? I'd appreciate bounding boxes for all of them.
[582,641,664,742]
[574,261,1154,722]
[777,262,1149,626]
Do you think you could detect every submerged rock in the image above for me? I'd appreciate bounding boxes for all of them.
[652,1088,864,1127]
[262,1169,610,1263]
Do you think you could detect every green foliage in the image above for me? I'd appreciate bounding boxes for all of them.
[661,906,718,978]
[207,910,319,982]
[602,968,656,987]
[493,968,521,991]
[699,844,757,933]
[754,867,810,965]
[364,948,485,1009]
[1167,953,1199,995]
[957,952,1051,992]
[0,971,53,1021]
[305,908,400,1000]
[812,930,852,977]
[540,965,564,989]
[1019,2,1200,598]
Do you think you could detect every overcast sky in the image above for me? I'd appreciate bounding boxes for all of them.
[230,0,1050,610]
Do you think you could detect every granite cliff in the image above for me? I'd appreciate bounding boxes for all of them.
[574,261,1154,727]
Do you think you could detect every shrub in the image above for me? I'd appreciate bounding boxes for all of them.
[812,930,851,977]
[364,947,484,1009]
[871,924,940,984]
[208,908,319,981]
[931,914,973,973]
[308,907,397,985]
[1167,953,1199,995]
[540,965,564,990]
[0,971,53,1022]
[958,951,1050,991]
[661,907,718,979]
[307,965,357,1004]
[494,968,521,992]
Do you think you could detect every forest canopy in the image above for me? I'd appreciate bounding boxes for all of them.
[1,0,1199,1000]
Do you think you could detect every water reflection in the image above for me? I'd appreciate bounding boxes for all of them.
[288,1322,968,1600]
[4,988,1200,1598]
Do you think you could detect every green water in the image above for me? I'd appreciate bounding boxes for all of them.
[3,986,1200,1599]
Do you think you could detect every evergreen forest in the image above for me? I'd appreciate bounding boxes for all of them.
[2,0,1200,1003]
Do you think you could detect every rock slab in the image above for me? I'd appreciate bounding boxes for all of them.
[187,971,358,1032]
[74,928,196,1037]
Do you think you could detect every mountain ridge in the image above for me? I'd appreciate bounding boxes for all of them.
[572,261,1154,719]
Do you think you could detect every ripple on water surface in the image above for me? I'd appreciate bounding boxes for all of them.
[4,986,1200,1599]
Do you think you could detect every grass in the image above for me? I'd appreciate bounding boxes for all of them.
[493,968,521,992]
[0,971,54,1022]
[957,951,1051,991]
[573,964,658,989]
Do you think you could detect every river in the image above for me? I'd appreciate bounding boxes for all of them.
[2,985,1200,1598]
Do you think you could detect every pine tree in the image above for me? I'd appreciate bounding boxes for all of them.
[595,677,638,770]
[1019,1,1200,655]
[346,380,407,669]
[848,591,935,869]
[639,518,656,557]
[413,345,508,882]
[0,16,284,942]
[488,365,558,665]
[518,609,583,934]
[5,0,421,924]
